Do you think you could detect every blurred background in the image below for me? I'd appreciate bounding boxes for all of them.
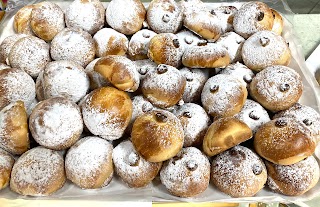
[287,0,320,13]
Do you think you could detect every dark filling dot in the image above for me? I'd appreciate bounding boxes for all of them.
[186,160,198,171]
[138,67,148,75]
[303,119,313,126]
[252,164,263,175]
[275,119,287,127]
[257,12,264,21]
[259,36,270,47]
[197,40,207,46]
[210,84,219,93]
[183,111,192,118]
[173,39,180,48]
[142,32,150,38]
[210,9,216,15]
[279,83,290,92]
[243,74,252,84]
[249,111,260,120]
[162,14,170,23]
[157,65,168,74]
[142,103,153,113]
[186,76,193,82]
[155,112,168,122]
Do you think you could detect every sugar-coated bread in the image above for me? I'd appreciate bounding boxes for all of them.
[266,156,320,196]
[271,9,283,35]
[128,29,156,60]
[131,110,184,162]
[249,65,302,112]
[211,146,267,197]
[212,6,238,33]
[10,147,66,196]
[81,87,132,140]
[65,136,114,189]
[0,34,28,64]
[65,0,105,35]
[30,1,65,41]
[216,32,245,63]
[176,29,202,53]
[160,147,210,197]
[13,5,36,35]
[203,117,252,156]
[29,97,83,150]
[0,148,15,191]
[113,140,162,188]
[134,59,157,81]
[254,117,316,165]
[0,101,29,155]
[94,55,140,92]
[106,0,146,35]
[85,58,110,91]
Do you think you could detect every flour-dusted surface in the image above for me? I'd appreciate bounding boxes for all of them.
[0,68,36,110]
[8,36,50,78]
[128,29,156,60]
[65,0,105,35]
[176,29,202,53]
[29,97,83,150]
[65,136,113,188]
[173,103,211,147]
[211,5,238,33]
[50,28,95,67]
[211,145,267,197]
[36,60,90,103]
[113,140,162,188]
[234,99,270,134]
[134,59,157,81]
[10,147,65,196]
[216,32,245,63]
[146,0,183,34]
[160,147,210,197]
[0,34,28,64]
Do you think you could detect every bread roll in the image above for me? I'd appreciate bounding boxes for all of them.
[0,148,15,191]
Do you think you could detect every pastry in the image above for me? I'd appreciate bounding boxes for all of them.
[10,146,66,196]
[212,5,238,33]
[216,32,245,63]
[65,136,114,189]
[131,109,184,162]
[13,5,36,35]
[85,58,110,91]
[81,87,132,140]
[0,148,15,191]
[36,60,90,103]
[211,146,267,197]
[29,97,83,150]
[0,63,10,70]
[176,29,202,53]
[134,59,157,81]
[160,147,210,197]
[0,34,28,64]
[128,29,156,60]
[113,140,162,188]
[0,101,29,155]
[271,9,283,35]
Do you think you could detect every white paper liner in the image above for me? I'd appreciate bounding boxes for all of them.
[1,0,320,205]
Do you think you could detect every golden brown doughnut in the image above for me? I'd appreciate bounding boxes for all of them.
[106,0,146,35]
[81,87,132,140]
[211,146,267,197]
[0,101,29,155]
[203,117,252,156]
[0,148,15,191]
[160,147,210,197]
[65,136,114,189]
[148,33,183,68]
[94,55,140,92]
[146,0,183,34]
[249,65,302,112]
[182,42,230,68]
[266,156,320,196]
[233,1,274,39]
[10,147,66,196]
[271,9,283,35]
[141,64,186,108]
[13,5,36,35]
[128,29,156,60]
[113,140,162,188]
[242,31,291,71]
[254,117,316,165]
[201,74,247,118]
[0,34,28,64]
[131,109,184,162]
[30,1,65,41]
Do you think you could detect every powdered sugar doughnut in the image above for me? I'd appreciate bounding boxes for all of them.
[242,31,291,71]
[180,67,209,103]
[160,147,210,197]
[9,36,50,78]
[65,136,114,189]
[142,64,186,108]
[147,0,183,34]
[0,68,36,110]
[201,74,247,118]
[10,146,66,196]
[212,6,238,33]
[29,97,83,150]
[106,0,146,35]
[176,29,202,53]
[0,34,28,64]
[211,145,267,197]
[182,42,230,68]
[216,32,245,63]
[0,63,10,70]
[81,87,132,140]
[93,28,129,57]
[65,0,105,35]
[234,99,270,134]
[30,1,65,41]
[233,1,274,39]
[13,5,36,35]
[36,60,90,103]
[173,103,211,147]
[218,62,254,89]
[85,58,110,90]
[266,156,320,196]
[50,28,95,68]
[249,65,302,112]
[113,140,162,188]
[0,148,15,190]
[128,29,156,60]
[134,59,157,81]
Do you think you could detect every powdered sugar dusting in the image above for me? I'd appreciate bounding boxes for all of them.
[85,58,110,90]
[0,147,14,169]
[160,147,210,196]
[128,29,156,59]
[218,62,254,88]
[0,34,28,65]
[0,63,10,70]
[216,32,245,63]
[211,145,267,197]
[176,29,202,53]
[134,59,157,81]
